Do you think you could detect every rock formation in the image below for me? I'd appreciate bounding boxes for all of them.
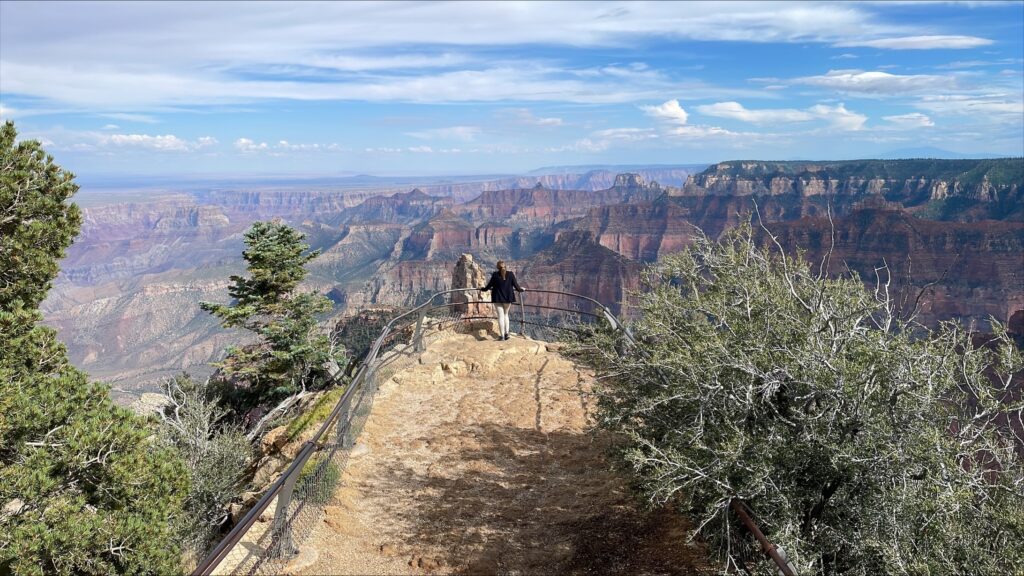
[680,159,1023,221]
[43,161,1023,398]
[450,254,489,315]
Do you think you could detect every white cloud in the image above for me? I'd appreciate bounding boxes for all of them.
[836,35,993,50]
[0,2,1005,112]
[546,139,610,153]
[666,125,743,137]
[593,128,660,141]
[0,104,15,119]
[883,112,935,128]
[235,137,269,152]
[405,126,481,141]
[807,103,867,130]
[793,69,957,95]
[639,99,759,140]
[100,112,160,124]
[103,133,190,151]
[832,53,859,60]
[915,94,1024,116]
[696,101,868,130]
[640,99,689,125]
[101,123,120,130]
[696,101,814,124]
[504,108,564,127]
[196,136,218,148]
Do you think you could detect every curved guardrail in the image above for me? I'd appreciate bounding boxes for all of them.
[191,288,629,575]
[192,287,794,576]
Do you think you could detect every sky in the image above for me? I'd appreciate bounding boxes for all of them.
[1,1,1022,177]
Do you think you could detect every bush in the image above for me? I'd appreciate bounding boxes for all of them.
[285,386,348,443]
[570,222,1024,575]
[296,456,341,506]
[158,375,252,555]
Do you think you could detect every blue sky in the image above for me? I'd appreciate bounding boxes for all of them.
[2,1,1022,177]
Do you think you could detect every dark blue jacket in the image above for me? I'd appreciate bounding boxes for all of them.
[481,271,523,304]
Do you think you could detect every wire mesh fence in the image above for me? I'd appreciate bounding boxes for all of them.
[192,288,794,575]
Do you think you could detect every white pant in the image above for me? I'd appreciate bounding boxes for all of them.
[495,302,512,336]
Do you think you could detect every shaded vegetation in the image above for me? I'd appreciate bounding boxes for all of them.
[569,221,1024,575]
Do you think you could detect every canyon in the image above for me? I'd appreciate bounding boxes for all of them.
[41,160,1023,401]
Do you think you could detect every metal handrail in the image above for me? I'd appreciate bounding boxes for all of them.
[192,287,795,575]
[192,287,619,575]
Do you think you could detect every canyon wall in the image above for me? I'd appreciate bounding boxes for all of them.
[44,161,1023,400]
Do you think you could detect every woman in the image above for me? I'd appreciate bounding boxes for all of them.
[479,260,525,341]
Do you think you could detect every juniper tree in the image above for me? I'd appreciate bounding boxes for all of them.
[201,221,337,414]
[0,121,188,574]
[569,222,1024,575]
[158,374,251,556]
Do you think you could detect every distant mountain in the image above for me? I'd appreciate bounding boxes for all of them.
[879,147,1009,160]
[527,163,707,175]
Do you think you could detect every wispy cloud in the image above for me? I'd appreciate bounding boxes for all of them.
[697,101,814,124]
[883,112,935,127]
[793,69,957,95]
[836,35,993,50]
[406,126,481,141]
[100,112,160,124]
[697,101,867,130]
[915,94,1024,116]
[1,2,998,111]
[501,108,564,127]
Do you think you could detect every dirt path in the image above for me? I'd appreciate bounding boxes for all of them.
[301,330,711,575]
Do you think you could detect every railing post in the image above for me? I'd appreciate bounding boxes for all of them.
[413,309,427,352]
[270,447,311,559]
[519,294,526,337]
[335,392,353,448]
[730,499,797,576]
[413,295,433,352]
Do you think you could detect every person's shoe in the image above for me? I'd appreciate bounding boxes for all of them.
[503,334,510,341]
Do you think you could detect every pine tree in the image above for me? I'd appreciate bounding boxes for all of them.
[0,121,188,574]
[201,221,336,412]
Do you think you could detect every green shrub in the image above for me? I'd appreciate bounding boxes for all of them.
[285,386,348,442]
[296,456,341,506]
[570,222,1024,575]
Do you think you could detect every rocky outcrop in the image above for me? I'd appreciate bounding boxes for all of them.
[338,189,454,225]
[450,254,489,315]
[521,231,642,315]
[680,159,1023,221]
[457,175,663,227]
[759,206,1024,327]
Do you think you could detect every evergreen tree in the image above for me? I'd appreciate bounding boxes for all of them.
[201,221,336,411]
[0,121,188,574]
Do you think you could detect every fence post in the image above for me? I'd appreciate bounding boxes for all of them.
[730,499,797,576]
[519,295,526,336]
[412,309,426,352]
[270,448,310,559]
[335,391,353,449]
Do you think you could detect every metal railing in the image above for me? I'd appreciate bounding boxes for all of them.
[192,287,795,575]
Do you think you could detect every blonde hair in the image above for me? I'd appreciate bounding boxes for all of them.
[497,260,507,280]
